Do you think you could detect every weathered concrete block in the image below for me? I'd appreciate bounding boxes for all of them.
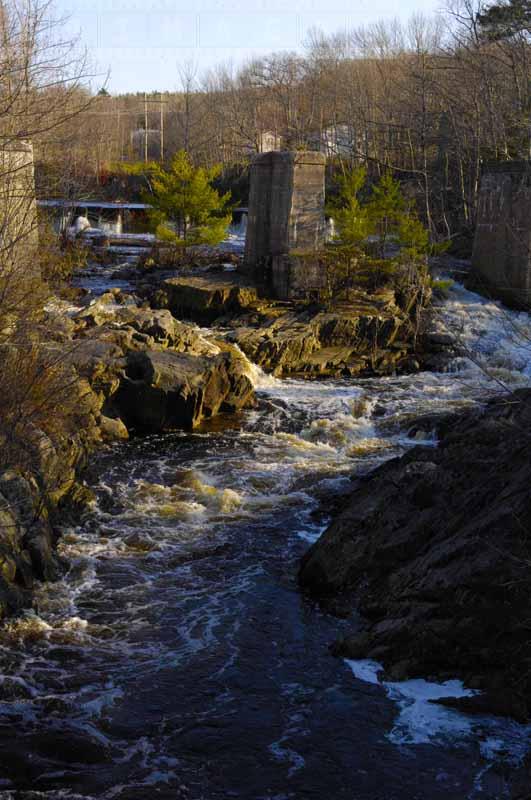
[0,139,38,274]
[470,161,531,308]
[270,253,327,301]
[244,150,326,297]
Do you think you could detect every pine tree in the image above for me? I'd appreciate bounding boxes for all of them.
[326,167,370,246]
[329,169,430,260]
[145,151,232,249]
[477,0,531,40]
[366,172,406,258]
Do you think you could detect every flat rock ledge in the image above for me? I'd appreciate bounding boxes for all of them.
[299,389,531,721]
[153,274,259,323]
[145,274,425,378]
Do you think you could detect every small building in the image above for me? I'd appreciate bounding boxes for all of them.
[243,131,283,156]
[320,124,358,158]
[303,124,362,160]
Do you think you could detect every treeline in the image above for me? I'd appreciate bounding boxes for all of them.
[34,0,530,246]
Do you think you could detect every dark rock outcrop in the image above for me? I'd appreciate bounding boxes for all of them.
[114,347,255,431]
[0,381,104,618]
[64,298,256,431]
[299,389,531,719]
[145,273,425,378]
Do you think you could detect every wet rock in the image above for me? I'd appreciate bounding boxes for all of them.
[24,521,62,582]
[433,691,529,723]
[299,388,531,719]
[426,330,456,347]
[66,338,125,401]
[231,301,411,378]
[144,268,427,379]
[114,348,255,431]
[233,315,321,376]
[99,415,129,442]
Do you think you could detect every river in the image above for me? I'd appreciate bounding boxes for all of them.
[1,265,531,799]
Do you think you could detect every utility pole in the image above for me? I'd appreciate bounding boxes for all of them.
[144,92,148,162]
[116,100,123,161]
[160,92,164,162]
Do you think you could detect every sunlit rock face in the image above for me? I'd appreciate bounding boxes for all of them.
[470,161,531,309]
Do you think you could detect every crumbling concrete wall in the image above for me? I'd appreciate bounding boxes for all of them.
[244,150,326,298]
[470,161,531,308]
[0,140,38,273]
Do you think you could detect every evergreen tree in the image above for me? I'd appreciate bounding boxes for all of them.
[365,172,406,258]
[144,151,232,249]
[329,169,430,260]
[323,169,431,305]
[326,167,370,246]
[477,0,531,40]
[366,172,430,260]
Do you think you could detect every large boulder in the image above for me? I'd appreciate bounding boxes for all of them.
[159,275,258,322]
[299,389,531,719]
[65,338,125,401]
[233,315,321,376]
[99,415,129,442]
[74,302,183,347]
[114,347,255,431]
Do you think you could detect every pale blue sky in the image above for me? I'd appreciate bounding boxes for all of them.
[56,0,443,94]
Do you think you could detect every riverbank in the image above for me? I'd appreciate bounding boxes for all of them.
[299,388,531,721]
[0,289,256,620]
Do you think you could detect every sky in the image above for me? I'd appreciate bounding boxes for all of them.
[55,0,443,94]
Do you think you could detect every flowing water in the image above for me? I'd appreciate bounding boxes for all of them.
[2,275,531,799]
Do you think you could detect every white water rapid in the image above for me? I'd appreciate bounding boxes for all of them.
[0,278,530,799]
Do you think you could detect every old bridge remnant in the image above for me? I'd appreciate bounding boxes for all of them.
[0,139,38,271]
[244,150,327,299]
[470,161,531,308]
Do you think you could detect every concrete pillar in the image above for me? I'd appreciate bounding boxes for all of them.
[0,140,38,273]
[470,161,531,308]
[244,150,326,297]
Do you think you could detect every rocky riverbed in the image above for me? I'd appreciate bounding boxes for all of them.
[133,263,431,378]
[1,254,531,798]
